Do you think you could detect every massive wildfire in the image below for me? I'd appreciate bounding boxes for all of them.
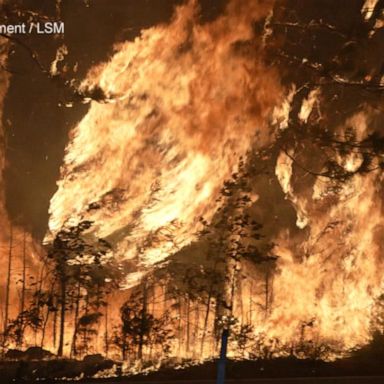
[1,0,384,364]
[47,0,281,276]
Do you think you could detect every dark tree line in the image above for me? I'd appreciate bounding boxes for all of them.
[47,221,125,357]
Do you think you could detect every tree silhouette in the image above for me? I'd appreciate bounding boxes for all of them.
[114,283,173,363]
[47,220,123,357]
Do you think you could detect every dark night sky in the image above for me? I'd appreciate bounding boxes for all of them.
[3,0,228,238]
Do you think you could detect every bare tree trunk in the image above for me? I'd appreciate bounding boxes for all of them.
[104,301,109,358]
[200,286,213,356]
[178,297,183,357]
[265,269,271,319]
[20,230,27,315]
[238,276,244,325]
[95,284,102,353]
[41,279,56,348]
[70,282,81,358]
[57,278,66,357]
[248,280,253,324]
[53,298,57,349]
[40,307,50,349]
[192,302,200,359]
[13,230,28,348]
[16,229,27,348]
[122,330,128,361]
[148,284,156,361]
[213,297,221,354]
[186,295,191,357]
[3,224,13,347]
[83,294,89,356]
[138,278,148,362]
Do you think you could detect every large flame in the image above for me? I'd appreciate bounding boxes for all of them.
[271,107,384,352]
[45,0,384,359]
[47,0,281,281]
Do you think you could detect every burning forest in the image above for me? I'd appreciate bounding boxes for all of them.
[0,0,384,382]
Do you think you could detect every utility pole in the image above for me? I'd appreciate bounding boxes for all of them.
[216,328,229,384]
[216,260,238,384]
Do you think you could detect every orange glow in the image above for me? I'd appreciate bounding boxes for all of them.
[47,0,281,286]
[1,0,383,365]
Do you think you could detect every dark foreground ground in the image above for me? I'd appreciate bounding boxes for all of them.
[4,357,384,384]
[4,356,384,384]
[82,378,384,384]
[5,358,384,384]
[4,334,384,383]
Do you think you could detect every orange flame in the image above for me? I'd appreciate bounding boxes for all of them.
[47,0,281,284]
[270,109,384,353]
